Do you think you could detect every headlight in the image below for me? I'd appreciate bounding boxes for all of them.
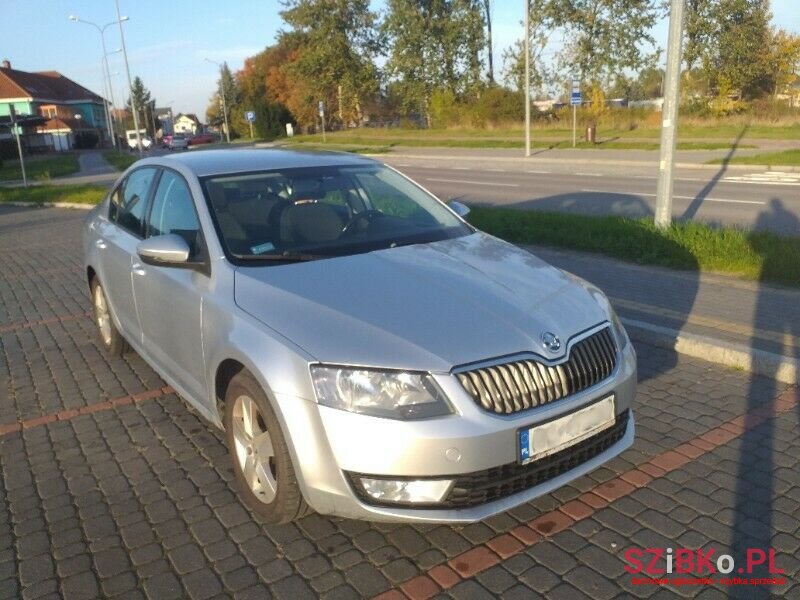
[310,366,452,420]
[610,306,630,350]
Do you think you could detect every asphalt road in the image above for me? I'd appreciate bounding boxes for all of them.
[382,156,800,235]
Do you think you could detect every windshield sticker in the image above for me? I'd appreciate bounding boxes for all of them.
[250,242,276,255]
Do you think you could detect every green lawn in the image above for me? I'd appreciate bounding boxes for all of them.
[707,149,800,167]
[0,154,80,182]
[467,207,800,288]
[103,151,139,171]
[0,184,107,206]
[289,133,752,152]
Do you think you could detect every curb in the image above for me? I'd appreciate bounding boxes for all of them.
[623,317,799,384]
[1,201,94,210]
[373,152,797,173]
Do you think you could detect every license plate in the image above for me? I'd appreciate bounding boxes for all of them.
[518,396,616,465]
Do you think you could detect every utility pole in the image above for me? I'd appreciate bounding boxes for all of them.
[654,0,686,229]
[114,0,141,153]
[524,0,531,157]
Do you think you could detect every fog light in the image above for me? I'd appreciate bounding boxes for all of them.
[360,478,453,504]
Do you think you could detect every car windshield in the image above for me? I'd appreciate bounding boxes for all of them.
[202,164,471,263]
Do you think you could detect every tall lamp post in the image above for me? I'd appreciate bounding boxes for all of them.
[68,14,129,150]
[204,58,231,143]
[524,0,531,157]
[113,0,142,153]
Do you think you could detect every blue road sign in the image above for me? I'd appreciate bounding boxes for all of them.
[570,92,582,106]
[245,111,256,123]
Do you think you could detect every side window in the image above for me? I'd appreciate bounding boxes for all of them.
[147,170,202,256]
[109,167,157,236]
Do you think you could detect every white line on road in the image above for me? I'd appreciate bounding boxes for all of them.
[580,189,765,205]
[427,178,520,188]
[527,170,551,174]
[575,172,603,177]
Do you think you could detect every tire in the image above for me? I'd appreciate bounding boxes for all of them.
[90,278,128,356]
[224,371,309,523]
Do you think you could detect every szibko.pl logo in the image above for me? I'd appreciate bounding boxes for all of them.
[625,547,785,587]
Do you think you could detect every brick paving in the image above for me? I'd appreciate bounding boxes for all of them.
[1,205,798,599]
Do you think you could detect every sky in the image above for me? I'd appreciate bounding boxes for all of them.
[3,0,799,119]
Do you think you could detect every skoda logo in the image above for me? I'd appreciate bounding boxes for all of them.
[541,331,561,353]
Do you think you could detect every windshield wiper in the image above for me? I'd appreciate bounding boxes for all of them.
[233,251,328,263]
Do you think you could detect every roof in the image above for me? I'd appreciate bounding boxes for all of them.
[175,113,201,124]
[0,67,103,103]
[135,148,379,177]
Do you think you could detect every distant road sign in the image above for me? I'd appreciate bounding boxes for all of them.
[245,111,256,123]
[318,101,325,117]
[571,78,581,106]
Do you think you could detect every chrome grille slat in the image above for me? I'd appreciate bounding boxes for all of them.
[457,328,618,415]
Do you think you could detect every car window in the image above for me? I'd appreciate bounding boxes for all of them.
[147,170,202,255]
[109,167,157,236]
[202,165,470,262]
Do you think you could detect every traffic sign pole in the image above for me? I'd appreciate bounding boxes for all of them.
[319,101,326,143]
[9,106,27,188]
[570,78,581,148]
[572,104,576,148]
[245,110,256,139]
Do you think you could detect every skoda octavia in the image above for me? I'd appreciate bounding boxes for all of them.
[83,149,636,523]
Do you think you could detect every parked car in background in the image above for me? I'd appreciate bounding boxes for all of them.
[169,133,188,150]
[82,149,636,524]
[161,134,173,149]
[125,129,152,151]
[188,133,214,146]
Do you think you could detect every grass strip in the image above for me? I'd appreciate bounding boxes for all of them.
[103,151,139,171]
[467,207,800,288]
[0,154,80,182]
[707,149,800,167]
[0,184,107,206]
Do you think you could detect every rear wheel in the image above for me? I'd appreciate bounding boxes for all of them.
[224,371,309,523]
[90,278,128,356]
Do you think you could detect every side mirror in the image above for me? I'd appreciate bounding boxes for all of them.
[447,200,471,218]
[137,234,190,266]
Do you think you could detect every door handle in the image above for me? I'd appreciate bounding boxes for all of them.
[95,239,107,250]
[132,263,146,276]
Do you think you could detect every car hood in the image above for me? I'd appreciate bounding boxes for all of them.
[234,232,610,372]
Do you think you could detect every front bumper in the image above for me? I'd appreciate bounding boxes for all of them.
[276,342,637,523]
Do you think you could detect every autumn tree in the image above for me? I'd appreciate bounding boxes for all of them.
[769,29,800,98]
[280,0,381,126]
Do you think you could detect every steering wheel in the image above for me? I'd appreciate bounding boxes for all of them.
[341,210,384,236]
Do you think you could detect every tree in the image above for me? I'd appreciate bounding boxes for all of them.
[769,28,800,98]
[126,76,155,136]
[206,62,243,137]
[547,0,664,84]
[501,0,554,96]
[280,0,381,126]
[383,0,485,125]
[684,0,773,99]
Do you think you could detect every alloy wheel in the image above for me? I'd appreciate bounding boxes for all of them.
[231,394,278,503]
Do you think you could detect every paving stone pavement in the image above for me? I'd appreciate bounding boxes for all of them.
[1,205,798,599]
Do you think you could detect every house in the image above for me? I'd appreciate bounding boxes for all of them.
[173,113,202,135]
[0,59,109,152]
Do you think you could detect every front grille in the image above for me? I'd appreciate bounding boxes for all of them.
[457,327,617,415]
[346,410,629,510]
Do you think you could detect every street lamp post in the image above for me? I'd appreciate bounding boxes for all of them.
[112,0,142,154]
[205,58,230,143]
[69,15,127,150]
[524,0,531,157]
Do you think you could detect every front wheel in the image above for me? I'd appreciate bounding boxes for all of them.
[90,278,128,356]
[224,371,309,523]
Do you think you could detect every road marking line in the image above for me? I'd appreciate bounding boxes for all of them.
[425,178,520,188]
[378,387,800,599]
[575,172,603,177]
[487,168,507,172]
[527,170,551,175]
[0,386,175,437]
[0,312,91,335]
[580,189,765,205]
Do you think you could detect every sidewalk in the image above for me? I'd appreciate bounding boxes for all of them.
[528,244,800,383]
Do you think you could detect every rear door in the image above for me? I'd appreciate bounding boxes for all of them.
[133,168,209,402]
[97,167,158,341]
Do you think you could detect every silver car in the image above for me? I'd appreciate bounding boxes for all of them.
[83,149,636,524]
